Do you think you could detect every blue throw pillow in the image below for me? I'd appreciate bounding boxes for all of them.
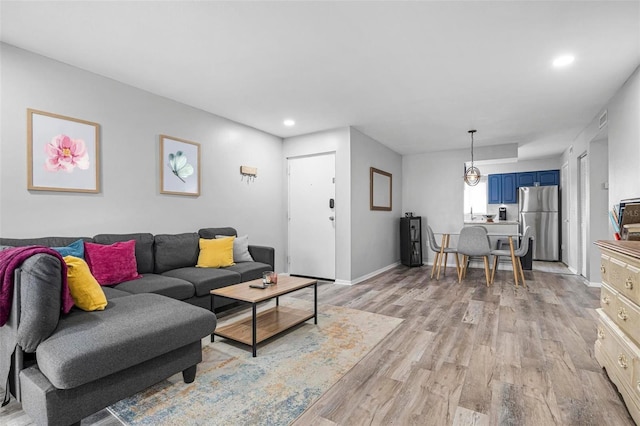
[52,239,85,258]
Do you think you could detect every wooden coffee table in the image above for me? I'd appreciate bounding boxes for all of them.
[210,275,317,357]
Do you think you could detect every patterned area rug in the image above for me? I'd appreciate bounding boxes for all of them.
[109,299,403,425]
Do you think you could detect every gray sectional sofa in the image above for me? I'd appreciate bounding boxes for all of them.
[0,227,275,425]
[0,227,275,312]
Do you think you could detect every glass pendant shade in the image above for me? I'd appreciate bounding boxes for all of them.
[464,129,481,186]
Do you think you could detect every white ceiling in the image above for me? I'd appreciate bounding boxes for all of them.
[1,1,639,159]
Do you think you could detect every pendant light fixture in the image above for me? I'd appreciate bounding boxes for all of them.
[464,129,481,186]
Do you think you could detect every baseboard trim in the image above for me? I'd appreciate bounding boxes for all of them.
[336,262,401,286]
[587,281,602,288]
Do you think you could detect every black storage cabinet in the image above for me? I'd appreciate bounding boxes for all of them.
[400,216,423,267]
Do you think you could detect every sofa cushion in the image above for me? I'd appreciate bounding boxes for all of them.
[225,262,273,282]
[63,256,107,311]
[84,240,142,286]
[163,267,241,297]
[0,237,90,248]
[216,234,254,262]
[16,254,64,353]
[198,227,237,239]
[35,293,217,389]
[153,233,199,274]
[101,286,131,300]
[113,274,195,300]
[51,239,85,258]
[92,233,154,274]
[197,237,235,268]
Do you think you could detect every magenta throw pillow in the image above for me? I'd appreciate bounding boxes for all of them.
[84,240,142,286]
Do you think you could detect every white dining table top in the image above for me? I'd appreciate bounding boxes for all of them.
[435,231,521,237]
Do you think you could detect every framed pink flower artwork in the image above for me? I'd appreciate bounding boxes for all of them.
[27,109,100,193]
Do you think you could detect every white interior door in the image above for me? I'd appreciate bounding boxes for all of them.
[288,153,336,280]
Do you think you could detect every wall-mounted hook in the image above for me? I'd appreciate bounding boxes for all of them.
[240,165,257,184]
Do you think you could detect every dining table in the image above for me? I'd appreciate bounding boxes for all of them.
[435,227,522,284]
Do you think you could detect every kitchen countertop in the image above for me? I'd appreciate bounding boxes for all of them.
[463,220,519,225]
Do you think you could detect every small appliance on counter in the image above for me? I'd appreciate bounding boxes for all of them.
[499,207,507,221]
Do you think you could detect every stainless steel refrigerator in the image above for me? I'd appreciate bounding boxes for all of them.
[519,185,559,261]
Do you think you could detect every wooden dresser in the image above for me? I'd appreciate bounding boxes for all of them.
[595,240,640,424]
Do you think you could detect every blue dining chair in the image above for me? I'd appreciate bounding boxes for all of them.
[456,226,492,286]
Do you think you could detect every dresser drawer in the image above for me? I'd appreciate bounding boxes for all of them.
[596,309,637,385]
[600,283,617,319]
[601,253,610,285]
[615,295,640,347]
[605,252,640,306]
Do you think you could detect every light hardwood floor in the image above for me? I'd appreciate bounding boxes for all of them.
[291,265,634,425]
[1,265,633,425]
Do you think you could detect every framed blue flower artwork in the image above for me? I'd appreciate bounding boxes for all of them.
[159,134,201,196]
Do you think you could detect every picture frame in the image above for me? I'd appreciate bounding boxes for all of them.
[27,109,100,193]
[370,167,392,211]
[160,134,201,196]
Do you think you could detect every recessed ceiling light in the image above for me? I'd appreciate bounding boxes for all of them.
[553,55,575,68]
[283,119,295,127]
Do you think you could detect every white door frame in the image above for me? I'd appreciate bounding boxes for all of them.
[561,161,569,266]
[578,152,589,277]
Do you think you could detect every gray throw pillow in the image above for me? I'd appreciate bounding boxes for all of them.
[215,234,254,262]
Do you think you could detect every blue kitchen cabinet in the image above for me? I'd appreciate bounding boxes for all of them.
[517,172,536,187]
[502,173,517,203]
[516,170,559,188]
[537,169,559,186]
[488,173,517,204]
[488,174,502,204]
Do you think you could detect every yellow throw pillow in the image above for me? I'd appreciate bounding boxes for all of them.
[64,256,108,311]
[197,237,235,268]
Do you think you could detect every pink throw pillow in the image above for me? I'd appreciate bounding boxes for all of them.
[84,240,142,286]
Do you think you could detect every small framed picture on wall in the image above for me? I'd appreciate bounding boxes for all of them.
[27,109,100,193]
[159,134,201,196]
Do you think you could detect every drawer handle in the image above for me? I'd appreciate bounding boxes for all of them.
[625,278,634,290]
[601,296,610,305]
[597,327,605,339]
[618,354,628,369]
[618,307,628,321]
[637,382,640,393]
[601,265,606,273]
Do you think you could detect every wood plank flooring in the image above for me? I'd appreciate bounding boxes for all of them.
[291,265,635,425]
[0,265,634,425]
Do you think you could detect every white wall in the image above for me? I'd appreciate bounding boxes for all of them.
[608,66,640,204]
[479,157,562,174]
[562,64,640,281]
[403,148,467,264]
[282,127,351,281]
[349,128,402,281]
[588,139,609,285]
[0,44,286,269]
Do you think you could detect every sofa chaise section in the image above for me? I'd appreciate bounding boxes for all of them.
[2,251,217,426]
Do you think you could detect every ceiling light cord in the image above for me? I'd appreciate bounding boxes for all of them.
[470,130,475,164]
